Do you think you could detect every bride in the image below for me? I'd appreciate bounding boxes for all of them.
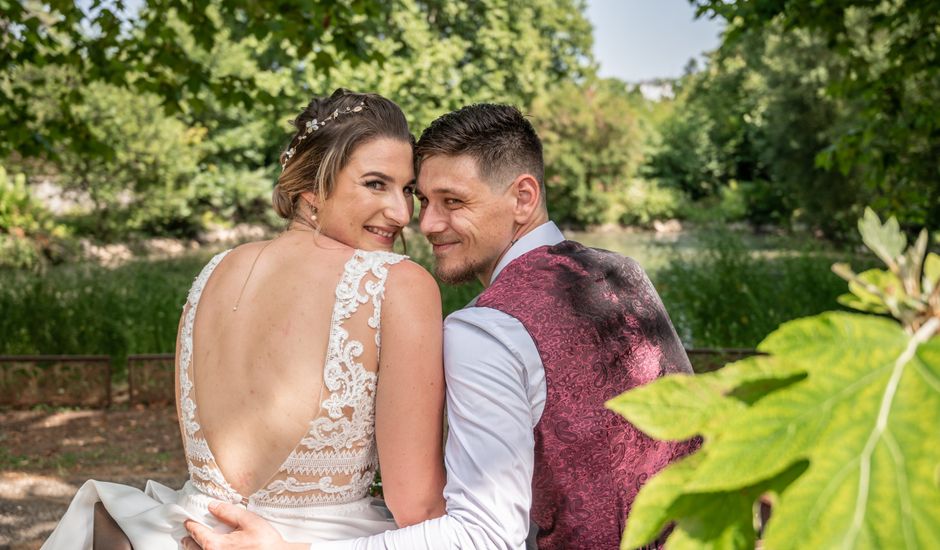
[42,89,447,548]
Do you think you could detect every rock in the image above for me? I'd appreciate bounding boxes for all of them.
[79,240,133,267]
[199,223,269,244]
[653,219,683,234]
[141,238,187,258]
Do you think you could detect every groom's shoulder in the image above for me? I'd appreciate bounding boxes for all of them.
[444,304,525,334]
[547,240,649,279]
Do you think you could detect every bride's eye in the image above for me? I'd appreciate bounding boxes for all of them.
[403,185,415,196]
[364,180,385,190]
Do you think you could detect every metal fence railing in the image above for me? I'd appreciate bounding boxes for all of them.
[0,355,112,408]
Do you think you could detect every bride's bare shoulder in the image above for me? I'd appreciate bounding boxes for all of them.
[384,259,441,310]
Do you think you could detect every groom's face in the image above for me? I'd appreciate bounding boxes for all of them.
[417,154,517,285]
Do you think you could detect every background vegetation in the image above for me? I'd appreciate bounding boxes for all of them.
[2,0,937,354]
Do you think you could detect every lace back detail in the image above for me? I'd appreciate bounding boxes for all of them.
[178,249,405,508]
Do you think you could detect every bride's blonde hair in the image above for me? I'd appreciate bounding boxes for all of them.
[273,89,414,224]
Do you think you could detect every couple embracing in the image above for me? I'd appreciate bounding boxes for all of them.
[43,89,697,550]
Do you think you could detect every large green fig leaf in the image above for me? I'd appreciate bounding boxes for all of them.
[763,333,940,548]
[606,355,804,441]
[620,454,806,550]
[611,312,940,549]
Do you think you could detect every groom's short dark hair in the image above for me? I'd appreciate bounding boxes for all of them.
[415,104,544,192]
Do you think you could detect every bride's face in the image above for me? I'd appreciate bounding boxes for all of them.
[314,137,416,251]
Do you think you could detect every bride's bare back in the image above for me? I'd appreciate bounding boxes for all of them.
[175,232,445,521]
[191,237,349,495]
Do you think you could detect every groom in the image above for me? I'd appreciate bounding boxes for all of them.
[186,104,698,549]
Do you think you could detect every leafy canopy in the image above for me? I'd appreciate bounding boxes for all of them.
[1,0,389,150]
[685,0,940,232]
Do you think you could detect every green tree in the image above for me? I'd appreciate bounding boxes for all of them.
[691,0,940,231]
[3,0,595,159]
[0,165,69,268]
[531,78,677,226]
[650,20,883,235]
[1,0,391,158]
[6,0,603,239]
[293,0,594,132]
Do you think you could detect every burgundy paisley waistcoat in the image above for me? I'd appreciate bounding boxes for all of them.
[476,241,698,550]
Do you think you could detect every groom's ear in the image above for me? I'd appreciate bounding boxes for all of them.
[510,173,542,223]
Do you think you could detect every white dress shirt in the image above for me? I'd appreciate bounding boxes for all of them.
[319,221,565,549]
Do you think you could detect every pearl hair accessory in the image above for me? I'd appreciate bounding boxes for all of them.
[281,101,365,169]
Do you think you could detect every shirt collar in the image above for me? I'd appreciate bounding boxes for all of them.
[490,221,565,283]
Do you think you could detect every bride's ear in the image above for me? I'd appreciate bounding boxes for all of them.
[300,191,320,211]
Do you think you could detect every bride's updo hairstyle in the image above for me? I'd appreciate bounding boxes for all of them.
[273,88,413,224]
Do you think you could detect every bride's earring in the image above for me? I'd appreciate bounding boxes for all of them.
[310,206,319,224]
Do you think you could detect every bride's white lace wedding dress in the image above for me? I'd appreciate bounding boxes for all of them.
[43,248,405,549]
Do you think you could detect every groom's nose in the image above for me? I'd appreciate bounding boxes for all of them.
[419,202,447,237]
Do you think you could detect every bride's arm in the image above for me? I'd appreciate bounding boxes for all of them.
[374,260,447,527]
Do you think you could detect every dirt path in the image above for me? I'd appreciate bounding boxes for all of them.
[0,405,186,549]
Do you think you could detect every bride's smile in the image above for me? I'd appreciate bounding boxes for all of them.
[311,138,416,252]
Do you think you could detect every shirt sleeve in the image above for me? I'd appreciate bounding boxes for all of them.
[317,307,543,550]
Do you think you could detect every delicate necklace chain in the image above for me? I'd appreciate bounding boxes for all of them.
[231,228,317,312]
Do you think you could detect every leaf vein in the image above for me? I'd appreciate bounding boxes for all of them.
[805,456,858,528]
[882,429,915,549]
[843,317,939,548]
[913,361,940,395]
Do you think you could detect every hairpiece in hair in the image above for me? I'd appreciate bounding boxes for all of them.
[281,101,366,169]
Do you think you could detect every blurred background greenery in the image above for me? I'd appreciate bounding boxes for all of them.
[1,0,936,363]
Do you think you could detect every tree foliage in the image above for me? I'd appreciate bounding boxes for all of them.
[1,0,390,158]
[532,79,652,225]
[0,165,69,268]
[295,0,594,131]
[2,0,595,156]
[654,0,940,234]
[608,209,940,548]
[4,0,622,236]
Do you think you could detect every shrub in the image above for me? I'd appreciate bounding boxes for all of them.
[616,179,686,226]
[654,228,858,347]
[0,166,72,269]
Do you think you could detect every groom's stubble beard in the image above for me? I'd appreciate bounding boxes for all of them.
[427,235,486,285]
[433,254,483,285]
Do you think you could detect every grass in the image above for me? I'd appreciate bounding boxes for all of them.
[649,228,873,348]
[1,227,865,357]
[0,238,481,370]
[0,252,216,375]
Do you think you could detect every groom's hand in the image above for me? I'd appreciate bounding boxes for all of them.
[182,501,307,550]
